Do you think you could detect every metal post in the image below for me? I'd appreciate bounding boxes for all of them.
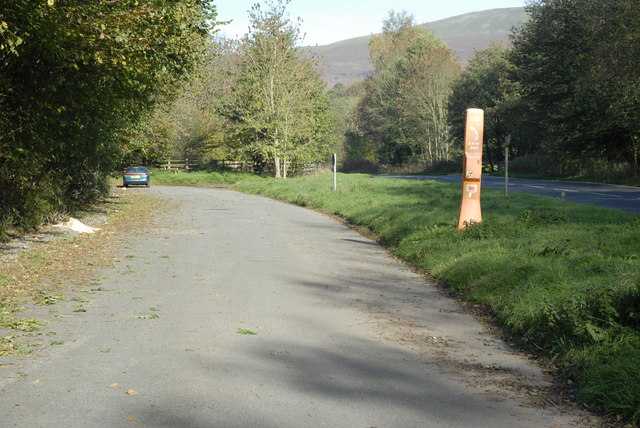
[333,153,337,191]
[504,134,511,199]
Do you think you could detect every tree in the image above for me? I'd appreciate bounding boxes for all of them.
[354,11,419,166]
[0,0,216,233]
[353,11,459,167]
[369,10,423,72]
[449,43,529,169]
[327,83,364,169]
[581,0,640,176]
[169,37,242,165]
[510,0,640,176]
[396,38,460,165]
[226,0,335,178]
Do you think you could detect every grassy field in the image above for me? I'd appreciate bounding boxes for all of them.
[234,173,640,424]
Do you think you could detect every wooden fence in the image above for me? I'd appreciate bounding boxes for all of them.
[155,159,257,173]
[156,159,198,171]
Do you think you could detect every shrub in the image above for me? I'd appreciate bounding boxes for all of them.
[424,159,462,174]
[340,157,380,173]
[509,153,564,176]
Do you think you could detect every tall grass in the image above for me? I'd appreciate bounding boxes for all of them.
[234,173,640,424]
[149,169,263,186]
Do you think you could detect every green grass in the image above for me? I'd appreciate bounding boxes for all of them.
[136,314,159,319]
[0,336,35,356]
[34,292,64,305]
[236,328,257,335]
[234,173,640,424]
[150,169,264,186]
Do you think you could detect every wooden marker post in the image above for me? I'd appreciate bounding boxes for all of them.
[457,109,484,230]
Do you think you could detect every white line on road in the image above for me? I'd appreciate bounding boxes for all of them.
[524,185,545,189]
[589,192,623,198]
[553,188,579,193]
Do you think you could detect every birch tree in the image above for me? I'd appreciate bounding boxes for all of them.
[396,40,460,164]
[353,11,459,167]
[228,0,335,178]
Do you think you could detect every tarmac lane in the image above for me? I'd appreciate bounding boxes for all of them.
[0,186,601,427]
[383,174,640,213]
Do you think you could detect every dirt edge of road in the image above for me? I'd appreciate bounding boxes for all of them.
[0,186,167,354]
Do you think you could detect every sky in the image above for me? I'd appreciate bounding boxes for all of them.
[215,0,527,46]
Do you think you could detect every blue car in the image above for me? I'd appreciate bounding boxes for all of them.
[123,166,151,187]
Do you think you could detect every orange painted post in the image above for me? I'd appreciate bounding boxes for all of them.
[457,109,484,230]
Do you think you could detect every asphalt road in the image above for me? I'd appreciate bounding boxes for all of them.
[384,175,640,213]
[0,187,597,427]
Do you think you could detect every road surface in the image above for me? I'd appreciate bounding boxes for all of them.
[384,175,640,213]
[0,187,598,427]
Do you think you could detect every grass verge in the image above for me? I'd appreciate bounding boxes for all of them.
[234,173,640,425]
[150,169,263,186]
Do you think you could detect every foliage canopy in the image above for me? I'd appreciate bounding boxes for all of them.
[224,0,336,178]
[0,0,216,233]
[351,11,459,169]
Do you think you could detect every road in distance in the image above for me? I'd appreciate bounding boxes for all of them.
[383,175,640,213]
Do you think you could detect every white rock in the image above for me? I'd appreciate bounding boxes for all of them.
[53,217,101,234]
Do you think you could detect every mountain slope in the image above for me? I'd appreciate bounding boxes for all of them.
[311,7,528,87]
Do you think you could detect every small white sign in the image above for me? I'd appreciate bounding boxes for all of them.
[465,184,478,199]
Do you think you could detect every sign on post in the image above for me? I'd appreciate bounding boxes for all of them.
[504,134,511,199]
[333,153,337,191]
[457,109,484,230]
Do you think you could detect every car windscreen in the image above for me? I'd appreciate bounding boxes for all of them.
[126,167,147,173]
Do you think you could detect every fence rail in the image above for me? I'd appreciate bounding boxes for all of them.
[155,159,197,171]
[155,159,256,173]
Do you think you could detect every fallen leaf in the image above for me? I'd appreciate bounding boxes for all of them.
[126,389,139,396]
[126,416,135,421]
[108,383,119,387]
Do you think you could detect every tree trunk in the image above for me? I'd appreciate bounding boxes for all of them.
[274,153,281,178]
[270,73,279,178]
[283,158,288,179]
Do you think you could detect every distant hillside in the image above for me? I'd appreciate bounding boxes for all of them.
[310,7,528,88]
